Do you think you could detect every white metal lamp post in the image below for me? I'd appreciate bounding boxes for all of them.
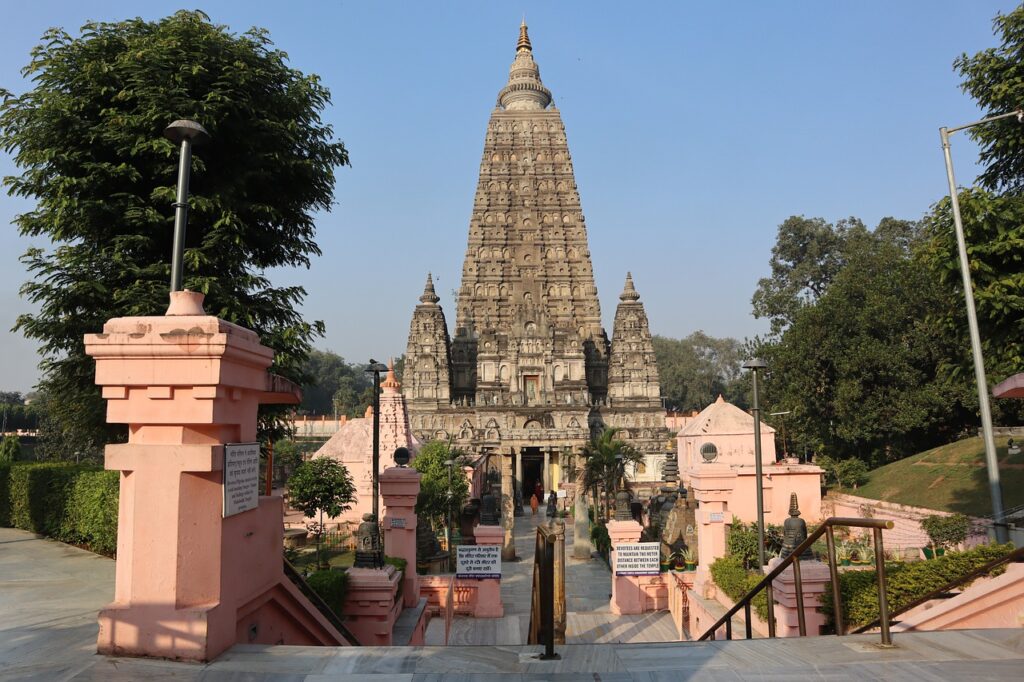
[939,109,1022,543]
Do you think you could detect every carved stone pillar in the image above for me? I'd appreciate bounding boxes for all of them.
[514,448,524,515]
[542,448,551,492]
[501,453,516,560]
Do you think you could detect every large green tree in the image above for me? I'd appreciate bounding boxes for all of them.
[0,11,348,458]
[413,440,470,531]
[752,218,976,464]
[653,332,747,412]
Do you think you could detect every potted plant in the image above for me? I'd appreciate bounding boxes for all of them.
[682,547,697,572]
[838,544,851,567]
[921,513,970,559]
[670,548,687,572]
[660,551,672,572]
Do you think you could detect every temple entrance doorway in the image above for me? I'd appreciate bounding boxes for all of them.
[521,448,544,512]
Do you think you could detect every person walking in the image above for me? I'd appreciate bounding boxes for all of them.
[530,492,539,515]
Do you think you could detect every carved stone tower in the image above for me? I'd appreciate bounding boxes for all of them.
[403,23,670,517]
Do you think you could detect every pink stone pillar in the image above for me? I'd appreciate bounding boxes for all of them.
[381,466,421,607]
[608,519,645,615]
[767,558,831,637]
[86,291,344,661]
[688,464,738,597]
[471,525,505,617]
[343,566,402,645]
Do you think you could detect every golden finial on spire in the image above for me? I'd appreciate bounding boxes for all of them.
[517,19,532,52]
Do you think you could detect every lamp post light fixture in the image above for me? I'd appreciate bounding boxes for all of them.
[939,109,1023,543]
[163,120,210,293]
[365,360,388,548]
[742,359,768,569]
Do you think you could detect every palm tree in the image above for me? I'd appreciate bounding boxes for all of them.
[580,428,644,521]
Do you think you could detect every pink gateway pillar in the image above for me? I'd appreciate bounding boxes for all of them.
[381,465,421,607]
[86,291,346,661]
[608,519,646,615]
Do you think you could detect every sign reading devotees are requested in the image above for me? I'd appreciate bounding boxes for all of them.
[223,442,260,517]
[613,542,661,576]
[456,545,502,579]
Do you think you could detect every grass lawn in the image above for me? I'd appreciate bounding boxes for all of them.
[290,544,355,572]
[850,436,1024,517]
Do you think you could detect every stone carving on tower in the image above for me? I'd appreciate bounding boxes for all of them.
[402,22,670,514]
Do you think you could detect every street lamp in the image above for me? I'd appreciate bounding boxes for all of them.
[365,360,388,541]
[163,120,210,293]
[742,359,768,569]
[939,109,1022,543]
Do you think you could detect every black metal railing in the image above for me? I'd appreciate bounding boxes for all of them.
[528,522,564,659]
[852,543,1024,633]
[283,558,361,646]
[697,517,895,646]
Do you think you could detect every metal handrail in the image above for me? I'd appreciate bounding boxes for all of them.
[697,517,895,645]
[283,558,361,646]
[852,543,1024,633]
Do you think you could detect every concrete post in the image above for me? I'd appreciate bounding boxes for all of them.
[381,466,421,607]
[471,525,505,617]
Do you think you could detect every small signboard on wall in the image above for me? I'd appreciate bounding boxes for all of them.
[456,544,502,579]
[613,542,661,576]
[223,442,260,517]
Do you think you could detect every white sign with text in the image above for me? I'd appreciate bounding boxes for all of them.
[613,542,661,576]
[456,544,502,579]
[223,442,260,517]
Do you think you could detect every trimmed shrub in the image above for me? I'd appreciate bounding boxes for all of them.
[306,569,349,615]
[709,555,769,621]
[0,461,119,556]
[821,542,1014,630]
[590,521,611,557]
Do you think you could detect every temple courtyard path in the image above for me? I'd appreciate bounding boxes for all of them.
[433,512,679,645]
[3,527,1024,680]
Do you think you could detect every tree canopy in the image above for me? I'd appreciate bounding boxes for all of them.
[653,332,747,412]
[0,11,349,458]
[412,440,470,529]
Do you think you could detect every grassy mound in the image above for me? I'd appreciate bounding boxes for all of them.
[853,436,1024,517]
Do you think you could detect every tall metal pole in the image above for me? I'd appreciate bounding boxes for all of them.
[371,368,381,526]
[163,120,210,293]
[744,359,768,568]
[939,110,1020,543]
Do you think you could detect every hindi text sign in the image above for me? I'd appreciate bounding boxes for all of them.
[223,442,260,517]
[613,542,660,576]
[456,544,501,579]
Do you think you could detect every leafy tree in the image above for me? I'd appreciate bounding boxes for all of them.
[580,428,643,521]
[653,332,747,411]
[751,216,869,335]
[0,11,349,458]
[300,350,374,417]
[413,440,470,531]
[753,218,975,464]
[920,513,971,550]
[287,457,356,568]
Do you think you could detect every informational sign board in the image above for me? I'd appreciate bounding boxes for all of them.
[556,489,567,499]
[223,442,260,517]
[613,542,661,576]
[456,544,502,579]
[390,517,406,529]
[709,512,725,523]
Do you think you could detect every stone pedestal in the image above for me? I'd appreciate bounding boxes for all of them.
[343,566,402,645]
[688,464,737,597]
[608,519,646,615]
[86,291,344,662]
[573,495,593,559]
[472,525,505,617]
[767,558,831,637]
[381,466,421,608]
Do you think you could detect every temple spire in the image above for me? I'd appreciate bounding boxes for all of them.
[420,273,440,304]
[620,272,640,301]
[517,20,532,52]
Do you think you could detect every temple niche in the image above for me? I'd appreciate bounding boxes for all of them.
[401,22,671,526]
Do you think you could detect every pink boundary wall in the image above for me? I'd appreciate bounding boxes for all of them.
[893,563,1024,631]
[607,520,670,615]
[86,292,347,661]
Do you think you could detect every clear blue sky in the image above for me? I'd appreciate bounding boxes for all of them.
[0,1,1018,393]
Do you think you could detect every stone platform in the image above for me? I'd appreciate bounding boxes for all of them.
[3,528,1024,681]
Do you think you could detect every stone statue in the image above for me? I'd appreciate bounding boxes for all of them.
[780,493,812,560]
[660,495,697,561]
[546,490,558,517]
[416,515,445,567]
[353,513,382,569]
[460,498,480,545]
[614,489,632,521]
[480,487,500,526]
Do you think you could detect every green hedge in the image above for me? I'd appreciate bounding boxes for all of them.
[307,569,349,615]
[822,543,1014,630]
[709,555,769,621]
[0,461,119,556]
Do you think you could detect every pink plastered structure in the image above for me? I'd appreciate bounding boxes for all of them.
[311,361,420,526]
[608,520,669,615]
[86,291,347,662]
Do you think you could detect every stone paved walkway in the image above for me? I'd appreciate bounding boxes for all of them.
[441,512,678,645]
